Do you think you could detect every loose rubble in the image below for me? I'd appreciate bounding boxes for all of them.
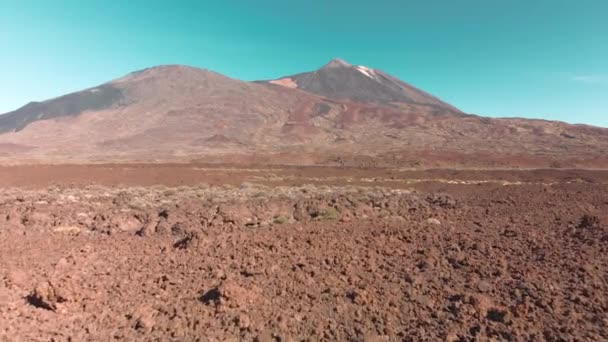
[0,181,607,341]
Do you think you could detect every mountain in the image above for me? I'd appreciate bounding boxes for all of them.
[263,58,460,113]
[0,60,607,168]
[0,84,124,134]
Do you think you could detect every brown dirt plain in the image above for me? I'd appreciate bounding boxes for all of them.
[1,164,608,341]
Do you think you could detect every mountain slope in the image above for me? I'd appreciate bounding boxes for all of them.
[0,65,352,163]
[0,85,125,134]
[0,61,607,168]
[264,58,460,113]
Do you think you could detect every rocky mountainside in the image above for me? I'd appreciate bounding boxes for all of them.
[264,58,460,113]
[0,60,607,168]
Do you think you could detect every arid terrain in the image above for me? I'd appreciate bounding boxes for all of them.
[1,165,607,341]
[1,59,607,341]
[1,60,607,168]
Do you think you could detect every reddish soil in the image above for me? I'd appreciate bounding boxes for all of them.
[1,166,607,340]
[0,163,607,189]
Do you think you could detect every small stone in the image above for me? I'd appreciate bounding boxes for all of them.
[446,332,460,342]
[471,294,493,316]
[133,307,156,331]
[427,218,441,225]
[487,308,510,323]
[477,280,493,293]
[364,333,390,342]
[255,330,274,342]
[28,281,72,311]
[52,226,81,235]
[236,314,251,329]
[412,293,435,309]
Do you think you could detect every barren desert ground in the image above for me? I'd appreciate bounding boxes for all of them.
[0,165,607,341]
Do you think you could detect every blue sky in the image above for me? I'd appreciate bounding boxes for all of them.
[1,0,607,127]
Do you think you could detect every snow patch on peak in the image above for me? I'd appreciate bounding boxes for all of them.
[355,65,377,79]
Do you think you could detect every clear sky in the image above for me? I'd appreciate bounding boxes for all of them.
[1,0,607,127]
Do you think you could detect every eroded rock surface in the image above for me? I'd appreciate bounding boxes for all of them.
[0,181,607,341]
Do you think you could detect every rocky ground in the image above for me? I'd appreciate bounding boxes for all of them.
[1,169,608,341]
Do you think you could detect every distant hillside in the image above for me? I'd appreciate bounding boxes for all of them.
[0,61,607,168]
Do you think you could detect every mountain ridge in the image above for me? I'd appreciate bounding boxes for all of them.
[264,58,461,113]
[0,60,607,168]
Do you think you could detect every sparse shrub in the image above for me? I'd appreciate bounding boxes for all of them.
[318,185,331,192]
[317,207,340,221]
[239,182,255,190]
[273,215,289,225]
[253,191,267,199]
[176,185,191,194]
[578,215,600,229]
[197,183,209,188]
[163,188,177,196]
[128,197,149,211]
[150,184,168,192]
[549,161,562,169]
[300,184,317,194]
